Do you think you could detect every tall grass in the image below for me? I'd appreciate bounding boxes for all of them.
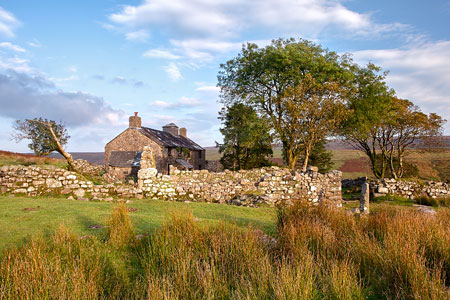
[1,202,449,299]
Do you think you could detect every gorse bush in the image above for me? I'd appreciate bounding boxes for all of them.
[1,203,450,299]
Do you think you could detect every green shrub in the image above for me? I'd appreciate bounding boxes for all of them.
[416,194,450,207]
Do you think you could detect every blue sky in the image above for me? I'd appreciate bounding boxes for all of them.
[0,0,449,152]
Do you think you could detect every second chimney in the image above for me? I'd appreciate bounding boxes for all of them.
[129,112,141,128]
[179,127,187,138]
[162,123,179,136]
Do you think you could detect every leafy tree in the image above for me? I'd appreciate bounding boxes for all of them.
[386,98,445,178]
[12,118,76,170]
[218,38,352,171]
[218,103,273,170]
[342,63,446,179]
[341,63,395,178]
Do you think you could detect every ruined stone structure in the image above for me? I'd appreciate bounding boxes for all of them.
[105,112,206,179]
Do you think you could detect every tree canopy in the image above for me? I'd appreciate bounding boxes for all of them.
[341,63,446,179]
[218,38,352,171]
[13,118,76,171]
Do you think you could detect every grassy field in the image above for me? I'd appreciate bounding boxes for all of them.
[1,200,449,299]
[0,195,277,251]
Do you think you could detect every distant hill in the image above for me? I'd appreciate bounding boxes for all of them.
[48,152,105,165]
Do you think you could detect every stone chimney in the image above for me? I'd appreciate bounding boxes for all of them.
[129,112,141,128]
[162,123,179,136]
[179,127,187,138]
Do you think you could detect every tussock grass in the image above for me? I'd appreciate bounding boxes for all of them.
[1,202,450,299]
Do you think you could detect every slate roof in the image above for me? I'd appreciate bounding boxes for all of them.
[138,127,204,151]
[109,151,142,167]
[175,159,194,169]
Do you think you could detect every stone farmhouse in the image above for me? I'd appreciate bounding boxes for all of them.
[105,112,206,179]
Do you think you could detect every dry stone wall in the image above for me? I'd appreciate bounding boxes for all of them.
[0,164,343,207]
[138,166,342,207]
[370,179,450,199]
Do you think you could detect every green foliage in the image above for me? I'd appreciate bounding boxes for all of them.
[371,194,413,206]
[342,63,446,179]
[298,139,334,173]
[218,38,352,170]
[218,103,273,170]
[415,195,450,207]
[13,118,70,156]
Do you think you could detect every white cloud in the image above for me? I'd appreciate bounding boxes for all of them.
[67,65,78,73]
[353,40,450,133]
[178,96,202,106]
[48,75,79,84]
[143,49,180,60]
[163,62,182,81]
[195,85,220,93]
[151,96,202,109]
[0,7,20,38]
[111,76,127,84]
[28,39,42,48]
[125,29,150,42]
[0,56,32,73]
[0,42,25,53]
[109,0,403,41]
[152,100,172,108]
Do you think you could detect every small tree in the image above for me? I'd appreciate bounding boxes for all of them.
[303,139,334,173]
[218,103,273,170]
[342,63,446,179]
[386,98,445,178]
[12,118,76,170]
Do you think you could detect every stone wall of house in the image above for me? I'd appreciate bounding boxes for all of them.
[104,128,165,172]
[370,179,450,199]
[0,163,343,207]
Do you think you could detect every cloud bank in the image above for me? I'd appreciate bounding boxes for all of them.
[0,70,124,127]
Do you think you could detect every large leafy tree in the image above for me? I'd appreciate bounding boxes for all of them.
[218,38,352,171]
[218,103,273,170]
[13,118,76,170]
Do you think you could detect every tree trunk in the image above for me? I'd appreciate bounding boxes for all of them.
[288,154,298,170]
[46,122,76,171]
[398,150,405,178]
[389,151,398,179]
[301,147,310,172]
